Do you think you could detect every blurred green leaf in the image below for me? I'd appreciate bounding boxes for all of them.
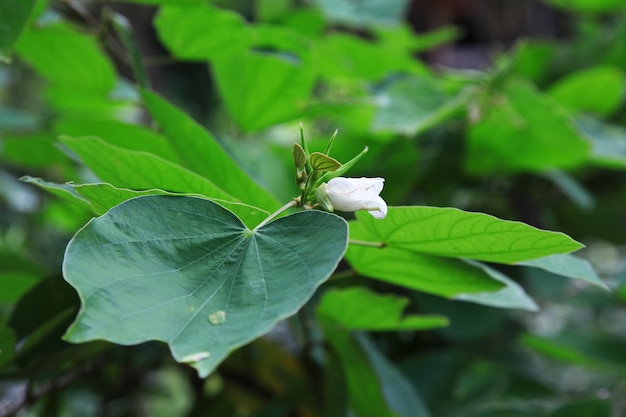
[155,4,252,60]
[521,332,626,375]
[466,81,590,174]
[0,272,40,303]
[373,76,468,135]
[15,23,116,93]
[54,118,179,163]
[312,0,410,28]
[0,0,37,62]
[517,254,608,290]
[1,133,66,168]
[376,25,461,54]
[549,398,611,417]
[575,115,626,169]
[548,66,624,117]
[0,324,16,368]
[142,90,280,212]
[213,49,316,131]
[353,206,583,263]
[317,287,449,331]
[317,33,428,81]
[544,0,626,12]
[63,195,348,377]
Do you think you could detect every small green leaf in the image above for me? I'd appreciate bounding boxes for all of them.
[318,287,448,331]
[292,143,307,168]
[63,195,348,377]
[355,206,584,264]
[310,152,342,172]
[0,0,37,62]
[517,254,608,290]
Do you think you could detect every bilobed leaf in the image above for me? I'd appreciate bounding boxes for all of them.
[141,91,280,213]
[518,254,608,290]
[212,49,317,131]
[155,4,251,60]
[0,0,37,62]
[355,207,583,263]
[310,152,341,172]
[317,287,448,331]
[63,195,348,377]
[547,66,624,117]
[466,81,589,174]
[15,23,116,93]
[292,143,307,168]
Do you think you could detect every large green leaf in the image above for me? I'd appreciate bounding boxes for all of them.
[317,287,449,331]
[59,136,232,200]
[0,325,16,368]
[141,91,280,212]
[15,23,116,93]
[354,207,583,263]
[0,0,37,62]
[466,81,590,174]
[155,4,252,60]
[547,66,624,117]
[212,49,317,131]
[63,195,348,377]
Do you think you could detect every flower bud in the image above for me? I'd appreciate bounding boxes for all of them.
[318,177,387,219]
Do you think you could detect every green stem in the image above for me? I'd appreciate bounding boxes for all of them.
[349,239,385,248]
[252,200,298,232]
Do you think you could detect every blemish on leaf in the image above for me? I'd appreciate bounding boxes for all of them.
[208,310,226,326]
[181,351,211,363]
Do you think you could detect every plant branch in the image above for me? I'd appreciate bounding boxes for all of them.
[252,200,298,232]
[349,239,385,248]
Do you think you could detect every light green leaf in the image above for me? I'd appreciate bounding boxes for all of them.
[0,325,16,368]
[15,23,116,93]
[544,0,626,12]
[373,76,467,135]
[141,90,280,212]
[310,152,341,172]
[453,261,538,311]
[354,206,584,263]
[466,81,590,174]
[548,66,624,117]
[317,287,449,331]
[59,136,232,201]
[312,0,410,28]
[212,49,317,131]
[0,0,37,62]
[1,133,67,168]
[576,115,626,169]
[517,254,608,290]
[63,195,348,377]
[20,176,93,212]
[54,118,180,163]
[155,4,252,60]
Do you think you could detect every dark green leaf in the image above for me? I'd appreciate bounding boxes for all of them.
[63,195,348,377]
[0,325,16,368]
[0,0,37,62]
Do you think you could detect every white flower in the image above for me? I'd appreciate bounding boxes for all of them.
[319,177,387,219]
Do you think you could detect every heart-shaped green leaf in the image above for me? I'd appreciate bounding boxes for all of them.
[310,152,342,172]
[63,195,348,377]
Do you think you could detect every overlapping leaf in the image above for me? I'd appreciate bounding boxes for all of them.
[63,195,348,376]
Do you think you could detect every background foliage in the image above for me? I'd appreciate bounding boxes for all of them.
[1,0,626,416]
